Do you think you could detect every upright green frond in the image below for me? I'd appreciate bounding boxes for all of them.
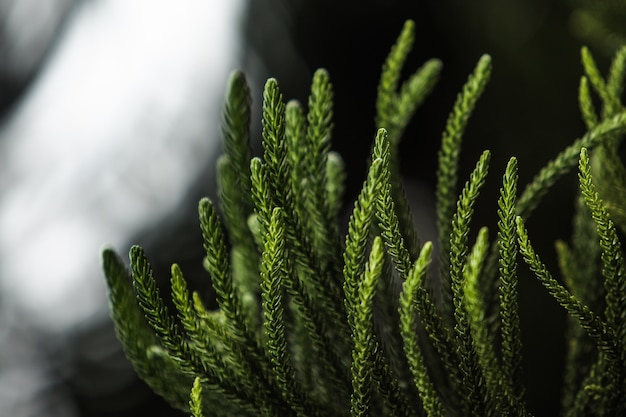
[445,150,491,417]
[607,45,626,99]
[129,245,187,365]
[129,247,262,410]
[578,148,626,351]
[250,158,275,234]
[102,248,192,410]
[259,207,288,380]
[285,99,306,158]
[217,156,261,312]
[199,199,248,335]
[516,111,626,218]
[190,377,204,417]
[371,127,391,171]
[303,68,339,267]
[343,130,387,328]
[465,227,519,415]
[371,123,421,263]
[171,264,199,343]
[446,150,491,315]
[390,58,442,144]
[373,23,441,266]
[377,144,458,397]
[497,158,524,402]
[218,74,257,302]
[377,180,412,278]
[198,198,269,385]
[350,236,385,417]
[262,78,291,208]
[222,71,252,171]
[579,76,599,130]
[436,54,492,289]
[285,100,307,219]
[376,20,415,131]
[581,46,612,112]
[306,68,334,169]
[399,242,444,417]
[586,46,624,118]
[220,70,254,216]
[326,151,346,219]
[261,207,318,417]
[171,264,268,408]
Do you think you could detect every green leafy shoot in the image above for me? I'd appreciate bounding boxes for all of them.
[578,148,626,354]
[436,55,492,298]
[343,129,387,330]
[399,241,445,417]
[496,157,524,404]
[190,377,204,417]
[349,236,385,417]
[446,150,491,318]
[102,248,192,410]
[100,20,626,417]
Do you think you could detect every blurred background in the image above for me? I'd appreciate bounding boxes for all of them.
[0,1,624,416]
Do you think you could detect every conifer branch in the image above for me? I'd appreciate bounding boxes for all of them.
[581,46,617,117]
[199,198,259,351]
[285,99,308,221]
[448,150,491,417]
[103,248,192,410]
[189,377,204,417]
[399,242,445,417]
[376,20,415,135]
[170,264,282,413]
[607,45,626,99]
[436,55,492,307]
[219,70,254,234]
[100,23,626,417]
[447,150,491,318]
[263,78,346,329]
[350,237,385,417]
[578,76,599,130]
[261,207,320,417]
[497,158,524,403]
[463,227,500,413]
[343,129,387,329]
[325,151,346,220]
[303,69,340,269]
[130,246,268,414]
[578,148,626,356]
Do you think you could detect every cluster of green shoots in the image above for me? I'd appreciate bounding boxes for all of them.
[102,20,626,417]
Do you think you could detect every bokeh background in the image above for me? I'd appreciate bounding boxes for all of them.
[0,1,624,416]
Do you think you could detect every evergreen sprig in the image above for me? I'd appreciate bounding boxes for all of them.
[497,158,524,407]
[102,20,626,417]
[436,55,492,313]
[399,241,444,417]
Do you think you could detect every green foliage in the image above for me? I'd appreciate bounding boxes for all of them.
[102,20,626,417]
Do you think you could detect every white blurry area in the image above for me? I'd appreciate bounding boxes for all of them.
[0,0,244,329]
[0,2,244,415]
